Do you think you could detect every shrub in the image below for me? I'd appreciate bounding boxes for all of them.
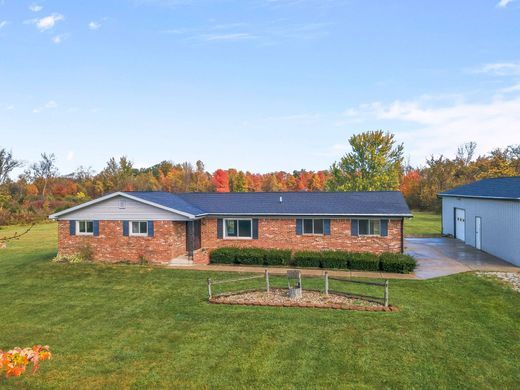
[347,252,380,271]
[210,247,291,266]
[379,253,417,273]
[320,251,350,269]
[293,251,322,268]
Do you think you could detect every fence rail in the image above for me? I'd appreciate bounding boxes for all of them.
[325,272,389,307]
[207,270,270,299]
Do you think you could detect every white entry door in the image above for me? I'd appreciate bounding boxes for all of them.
[455,208,465,241]
[475,217,481,250]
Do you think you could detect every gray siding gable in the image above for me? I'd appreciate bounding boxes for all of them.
[55,195,190,221]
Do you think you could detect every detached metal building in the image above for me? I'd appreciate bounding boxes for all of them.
[439,177,520,266]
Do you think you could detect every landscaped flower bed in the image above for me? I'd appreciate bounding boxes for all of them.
[209,288,399,312]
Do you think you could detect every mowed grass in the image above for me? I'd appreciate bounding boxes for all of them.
[405,211,442,236]
[1,224,519,389]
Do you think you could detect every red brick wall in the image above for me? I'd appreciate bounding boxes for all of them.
[193,217,403,263]
[58,220,186,264]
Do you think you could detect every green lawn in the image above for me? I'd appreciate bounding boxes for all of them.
[405,211,442,236]
[1,223,519,389]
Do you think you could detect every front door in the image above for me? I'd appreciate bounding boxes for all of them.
[475,217,482,250]
[455,208,465,242]
[186,220,202,255]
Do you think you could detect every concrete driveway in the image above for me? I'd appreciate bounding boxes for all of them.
[405,237,519,279]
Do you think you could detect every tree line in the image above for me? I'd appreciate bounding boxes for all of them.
[1,131,519,224]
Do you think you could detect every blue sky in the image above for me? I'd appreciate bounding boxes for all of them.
[1,0,519,175]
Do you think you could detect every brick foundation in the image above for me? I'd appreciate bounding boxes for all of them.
[57,220,186,264]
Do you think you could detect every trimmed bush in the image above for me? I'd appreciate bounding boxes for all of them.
[210,247,416,273]
[210,247,291,266]
[348,252,381,271]
[379,253,417,273]
[293,251,322,268]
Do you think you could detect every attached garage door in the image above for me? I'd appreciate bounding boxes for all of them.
[455,208,465,241]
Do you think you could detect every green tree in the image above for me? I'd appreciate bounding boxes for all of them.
[326,131,404,191]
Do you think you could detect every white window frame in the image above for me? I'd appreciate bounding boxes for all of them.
[358,219,381,236]
[130,221,148,236]
[77,220,94,236]
[223,218,253,240]
[302,218,324,235]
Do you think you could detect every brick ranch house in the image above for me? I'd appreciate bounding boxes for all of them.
[49,191,412,265]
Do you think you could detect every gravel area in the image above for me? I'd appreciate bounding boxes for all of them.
[477,272,520,293]
[211,288,387,309]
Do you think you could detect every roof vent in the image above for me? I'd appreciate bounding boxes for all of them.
[279,196,283,203]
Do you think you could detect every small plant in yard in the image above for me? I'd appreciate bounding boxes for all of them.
[0,345,51,378]
[52,243,93,264]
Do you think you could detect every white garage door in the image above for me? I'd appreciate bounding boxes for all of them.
[455,208,465,241]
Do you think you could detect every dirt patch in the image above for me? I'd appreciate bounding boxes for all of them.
[210,288,398,312]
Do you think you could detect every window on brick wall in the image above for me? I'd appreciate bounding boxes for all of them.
[303,219,324,235]
[224,218,252,239]
[358,219,381,236]
[77,220,94,235]
[130,221,148,236]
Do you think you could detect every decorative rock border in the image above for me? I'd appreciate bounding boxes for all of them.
[208,289,399,312]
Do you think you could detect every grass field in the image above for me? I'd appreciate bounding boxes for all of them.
[405,211,442,236]
[0,223,519,389]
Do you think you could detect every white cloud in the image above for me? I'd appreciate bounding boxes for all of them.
[29,4,43,12]
[497,0,515,8]
[52,34,68,44]
[88,21,101,30]
[67,151,75,161]
[200,32,255,41]
[29,13,64,31]
[0,20,8,29]
[475,62,520,76]
[341,95,520,165]
[33,100,58,113]
[500,83,520,93]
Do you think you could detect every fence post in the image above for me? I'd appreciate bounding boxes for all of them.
[208,278,212,299]
[324,271,329,296]
[384,280,389,307]
[265,269,270,294]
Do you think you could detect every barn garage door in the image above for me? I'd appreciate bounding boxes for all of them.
[455,208,465,241]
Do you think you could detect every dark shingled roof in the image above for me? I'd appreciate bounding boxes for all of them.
[438,177,520,200]
[127,191,412,217]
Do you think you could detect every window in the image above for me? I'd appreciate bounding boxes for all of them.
[303,219,324,235]
[224,219,252,239]
[131,221,148,236]
[358,219,380,236]
[77,220,94,235]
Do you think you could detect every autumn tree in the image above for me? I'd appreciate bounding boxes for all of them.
[212,169,229,192]
[0,148,23,185]
[327,131,404,191]
[28,153,59,200]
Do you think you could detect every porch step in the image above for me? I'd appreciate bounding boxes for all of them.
[168,255,193,266]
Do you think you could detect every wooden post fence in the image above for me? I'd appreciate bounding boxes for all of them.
[324,272,329,296]
[384,280,389,308]
[265,269,270,294]
[207,278,212,299]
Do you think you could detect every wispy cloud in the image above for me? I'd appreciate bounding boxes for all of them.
[52,33,68,44]
[497,0,515,8]
[163,20,332,45]
[474,62,520,76]
[29,3,43,12]
[27,13,64,31]
[88,21,101,30]
[33,100,58,113]
[0,20,8,29]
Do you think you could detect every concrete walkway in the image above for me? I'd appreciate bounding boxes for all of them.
[405,237,519,279]
[166,264,416,280]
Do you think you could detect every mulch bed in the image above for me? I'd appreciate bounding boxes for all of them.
[209,288,398,312]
